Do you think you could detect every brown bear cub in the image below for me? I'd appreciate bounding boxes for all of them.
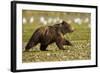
[25,21,74,51]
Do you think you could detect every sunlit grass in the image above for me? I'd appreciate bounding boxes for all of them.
[22,23,91,63]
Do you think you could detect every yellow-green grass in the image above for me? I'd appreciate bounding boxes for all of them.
[22,23,91,63]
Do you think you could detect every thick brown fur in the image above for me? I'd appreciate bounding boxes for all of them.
[25,21,74,51]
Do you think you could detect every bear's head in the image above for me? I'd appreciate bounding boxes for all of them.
[60,21,74,34]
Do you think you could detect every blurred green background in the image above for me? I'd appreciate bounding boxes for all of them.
[22,10,91,63]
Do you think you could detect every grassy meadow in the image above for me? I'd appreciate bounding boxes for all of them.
[22,10,91,63]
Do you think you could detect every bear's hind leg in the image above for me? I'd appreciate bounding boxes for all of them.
[25,42,38,52]
[40,45,48,51]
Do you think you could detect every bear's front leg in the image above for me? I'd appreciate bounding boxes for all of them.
[56,42,65,50]
[55,36,66,50]
[62,39,73,46]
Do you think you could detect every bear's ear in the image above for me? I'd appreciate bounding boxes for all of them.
[62,21,65,24]
[62,21,69,26]
[62,21,67,26]
[59,21,65,27]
